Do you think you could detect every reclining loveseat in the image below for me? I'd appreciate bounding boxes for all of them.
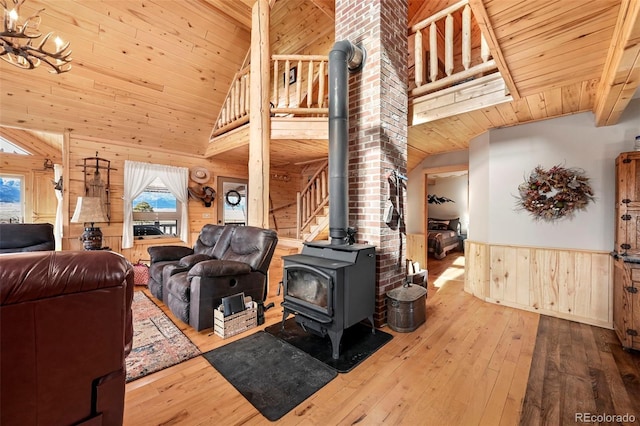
[0,250,134,426]
[147,224,278,331]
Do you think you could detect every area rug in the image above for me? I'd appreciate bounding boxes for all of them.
[203,331,337,421]
[264,318,393,373]
[126,291,201,383]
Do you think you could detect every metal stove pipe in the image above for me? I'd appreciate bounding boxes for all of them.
[328,40,365,245]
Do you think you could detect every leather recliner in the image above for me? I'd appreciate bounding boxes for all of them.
[146,224,230,303]
[0,223,55,253]
[164,225,278,331]
[0,250,134,426]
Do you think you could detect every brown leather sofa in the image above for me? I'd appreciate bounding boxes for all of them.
[0,250,134,426]
[149,225,278,331]
[0,223,55,253]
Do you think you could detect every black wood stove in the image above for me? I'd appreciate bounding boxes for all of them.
[280,40,373,360]
[281,241,375,359]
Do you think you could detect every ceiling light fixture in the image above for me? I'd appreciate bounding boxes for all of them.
[1,0,71,73]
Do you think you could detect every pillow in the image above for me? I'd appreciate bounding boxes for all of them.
[447,218,460,232]
[430,217,460,232]
[430,222,449,230]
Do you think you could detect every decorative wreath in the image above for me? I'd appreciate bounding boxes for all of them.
[225,189,241,207]
[517,164,595,221]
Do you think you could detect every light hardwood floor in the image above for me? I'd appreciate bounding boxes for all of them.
[124,252,546,425]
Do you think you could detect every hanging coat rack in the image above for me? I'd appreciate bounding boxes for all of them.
[76,152,116,224]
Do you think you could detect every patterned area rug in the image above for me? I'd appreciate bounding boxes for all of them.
[126,291,201,383]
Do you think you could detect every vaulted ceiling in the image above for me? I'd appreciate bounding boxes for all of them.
[1,0,638,172]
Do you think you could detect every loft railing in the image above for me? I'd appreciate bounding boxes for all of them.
[410,0,497,97]
[212,65,251,137]
[296,160,328,239]
[271,54,328,116]
[211,55,328,138]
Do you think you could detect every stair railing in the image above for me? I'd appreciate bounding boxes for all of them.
[296,160,329,239]
[410,0,497,97]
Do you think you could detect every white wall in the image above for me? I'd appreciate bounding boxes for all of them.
[468,132,490,242]
[470,98,640,251]
[427,174,469,232]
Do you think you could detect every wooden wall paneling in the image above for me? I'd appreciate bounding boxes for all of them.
[63,134,248,261]
[407,233,427,272]
[474,242,614,328]
[489,245,506,302]
[515,247,531,306]
[464,240,490,298]
[557,250,577,317]
[592,253,613,324]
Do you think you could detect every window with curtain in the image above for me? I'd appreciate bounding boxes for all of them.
[122,160,189,249]
[132,177,181,237]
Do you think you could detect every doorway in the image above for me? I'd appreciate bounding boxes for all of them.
[217,177,248,226]
[423,166,469,269]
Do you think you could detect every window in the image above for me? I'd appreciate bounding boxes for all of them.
[122,160,189,249]
[0,175,24,223]
[132,177,180,237]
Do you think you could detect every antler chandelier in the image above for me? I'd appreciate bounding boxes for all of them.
[1,0,71,73]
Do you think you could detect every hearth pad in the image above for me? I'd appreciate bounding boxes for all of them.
[264,318,393,373]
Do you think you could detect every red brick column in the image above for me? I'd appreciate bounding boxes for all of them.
[336,0,408,326]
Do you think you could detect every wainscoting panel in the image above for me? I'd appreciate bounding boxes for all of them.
[465,241,613,328]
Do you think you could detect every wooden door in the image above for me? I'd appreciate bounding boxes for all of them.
[31,170,57,224]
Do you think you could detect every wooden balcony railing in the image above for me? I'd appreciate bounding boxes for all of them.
[211,55,328,138]
[296,160,328,239]
[271,54,328,116]
[410,0,497,98]
[212,66,251,137]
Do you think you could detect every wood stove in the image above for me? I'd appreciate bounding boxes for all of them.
[280,40,374,360]
[282,241,375,359]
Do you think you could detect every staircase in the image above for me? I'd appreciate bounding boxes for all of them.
[296,160,329,241]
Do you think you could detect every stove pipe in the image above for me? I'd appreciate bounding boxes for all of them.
[328,40,365,245]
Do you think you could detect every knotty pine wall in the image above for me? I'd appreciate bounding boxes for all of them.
[465,241,613,328]
[64,135,252,261]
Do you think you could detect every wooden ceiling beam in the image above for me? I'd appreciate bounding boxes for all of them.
[468,0,521,100]
[594,0,640,127]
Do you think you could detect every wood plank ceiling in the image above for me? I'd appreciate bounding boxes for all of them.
[0,0,638,173]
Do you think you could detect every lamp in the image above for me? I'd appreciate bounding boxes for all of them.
[1,0,72,73]
[71,197,107,250]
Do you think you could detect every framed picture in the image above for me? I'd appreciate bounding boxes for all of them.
[284,66,297,85]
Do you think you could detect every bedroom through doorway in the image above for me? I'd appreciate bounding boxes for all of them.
[424,167,468,287]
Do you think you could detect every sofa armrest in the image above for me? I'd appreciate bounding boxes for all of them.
[179,253,213,268]
[188,259,252,278]
[148,245,194,263]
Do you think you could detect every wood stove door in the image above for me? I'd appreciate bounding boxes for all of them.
[284,264,334,318]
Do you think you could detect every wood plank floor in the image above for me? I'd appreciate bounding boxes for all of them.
[124,252,640,425]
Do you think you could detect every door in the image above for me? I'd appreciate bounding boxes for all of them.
[217,177,247,226]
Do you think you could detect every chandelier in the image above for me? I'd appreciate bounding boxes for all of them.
[1,0,71,73]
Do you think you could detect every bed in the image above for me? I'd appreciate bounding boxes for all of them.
[427,218,461,259]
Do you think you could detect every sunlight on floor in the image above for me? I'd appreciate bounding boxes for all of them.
[432,256,466,289]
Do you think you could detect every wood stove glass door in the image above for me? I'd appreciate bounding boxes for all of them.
[285,265,333,316]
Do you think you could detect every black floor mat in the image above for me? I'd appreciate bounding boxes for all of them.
[264,318,393,373]
[203,331,337,421]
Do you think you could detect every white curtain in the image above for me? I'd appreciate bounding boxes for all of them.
[122,160,189,249]
[53,164,63,251]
